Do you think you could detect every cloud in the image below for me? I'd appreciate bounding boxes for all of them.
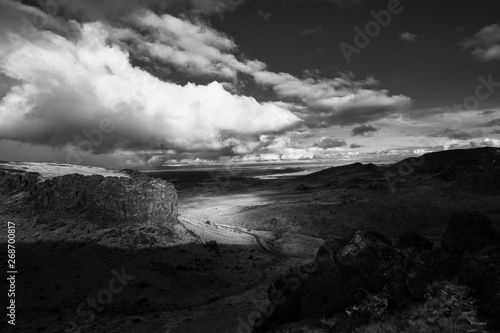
[253,71,411,126]
[430,129,484,140]
[257,9,271,20]
[462,22,500,62]
[470,138,500,148]
[481,110,497,116]
[351,124,378,136]
[0,21,301,156]
[118,10,265,79]
[350,143,362,148]
[480,119,500,127]
[298,26,323,37]
[399,32,418,42]
[45,0,246,21]
[313,137,346,149]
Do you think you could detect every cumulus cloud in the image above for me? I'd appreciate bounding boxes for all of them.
[313,137,346,149]
[351,124,378,136]
[462,22,500,62]
[399,32,418,42]
[253,71,411,126]
[118,10,265,80]
[469,138,500,148]
[0,22,301,156]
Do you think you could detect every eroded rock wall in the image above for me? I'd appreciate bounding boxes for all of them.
[0,166,178,228]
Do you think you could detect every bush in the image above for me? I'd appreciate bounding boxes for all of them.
[203,240,219,251]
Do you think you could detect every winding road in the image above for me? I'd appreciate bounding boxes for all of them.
[215,224,285,258]
[180,217,286,259]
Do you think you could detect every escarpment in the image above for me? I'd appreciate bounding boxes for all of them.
[0,162,178,228]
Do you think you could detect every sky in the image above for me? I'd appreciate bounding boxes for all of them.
[0,0,499,168]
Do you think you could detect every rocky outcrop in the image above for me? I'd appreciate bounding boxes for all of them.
[255,210,499,332]
[0,163,178,228]
[254,231,435,332]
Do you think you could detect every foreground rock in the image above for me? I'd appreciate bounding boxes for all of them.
[254,231,435,332]
[255,210,500,332]
[0,162,178,228]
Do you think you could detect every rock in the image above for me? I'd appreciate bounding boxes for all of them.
[345,291,389,320]
[441,211,497,254]
[255,231,436,332]
[335,231,394,268]
[0,163,179,228]
[399,232,433,251]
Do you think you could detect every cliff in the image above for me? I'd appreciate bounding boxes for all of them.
[0,162,178,228]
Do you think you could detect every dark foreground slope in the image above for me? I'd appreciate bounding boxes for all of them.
[254,211,500,333]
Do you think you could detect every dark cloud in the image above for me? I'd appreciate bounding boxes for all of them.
[481,110,497,116]
[480,119,500,127]
[351,124,378,136]
[430,129,484,140]
[304,102,407,127]
[313,137,346,149]
[19,0,245,22]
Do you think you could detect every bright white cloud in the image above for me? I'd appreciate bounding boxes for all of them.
[0,22,301,155]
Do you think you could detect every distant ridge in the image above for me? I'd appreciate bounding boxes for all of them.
[390,147,500,171]
[306,147,500,179]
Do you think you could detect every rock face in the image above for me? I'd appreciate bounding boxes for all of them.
[0,163,178,228]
